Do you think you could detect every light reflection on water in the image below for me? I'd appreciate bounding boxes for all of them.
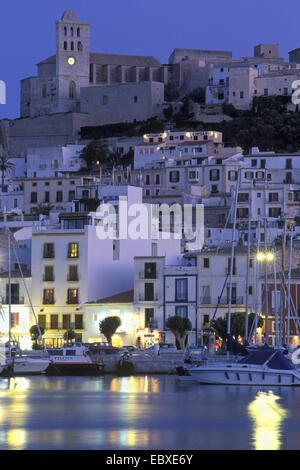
[0,375,297,450]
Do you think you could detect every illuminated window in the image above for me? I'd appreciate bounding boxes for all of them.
[67,288,79,304]
[43,289,55,305]
[68,242,79,258]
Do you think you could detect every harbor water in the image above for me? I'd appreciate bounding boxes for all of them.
[0,374,299,450]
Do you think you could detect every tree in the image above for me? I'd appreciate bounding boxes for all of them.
[211,312,264,341]
[99,316,121,345]
[80,139,111,170]
[29,324,45,350]
[0,152,15,187]
[63,329,80,343]
[36,203,54,216]
[165,315,192,350]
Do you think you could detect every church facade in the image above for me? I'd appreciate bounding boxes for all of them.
[20,11,168,118]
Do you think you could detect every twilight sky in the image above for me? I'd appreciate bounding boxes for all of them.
[0,0,299,119]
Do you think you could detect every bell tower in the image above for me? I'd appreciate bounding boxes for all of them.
[55,11,90,112]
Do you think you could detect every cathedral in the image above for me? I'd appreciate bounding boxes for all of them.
[20,11,167,118]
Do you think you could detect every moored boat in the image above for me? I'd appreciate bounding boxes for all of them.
[46,344,104,376]
[189,349,300,386]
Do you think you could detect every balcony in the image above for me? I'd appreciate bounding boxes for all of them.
[139,294,159,302]
[139,272,157,280]
[145,320,159,329]
[218,296,244,305]
[4,296,24,305]
[199,296,211,305]
[67,275,79,282]
[43,275,55,282]
[66,298,79,305]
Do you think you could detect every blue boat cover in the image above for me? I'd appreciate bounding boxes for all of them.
[239,350,294,370]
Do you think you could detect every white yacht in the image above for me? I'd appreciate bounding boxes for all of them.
[188,349,300,386]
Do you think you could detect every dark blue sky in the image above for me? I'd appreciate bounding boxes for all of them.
[0,0,299,119]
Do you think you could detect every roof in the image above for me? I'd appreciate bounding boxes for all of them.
[38,53,161,68]
[90,53,161,67]
[90,290,134,304]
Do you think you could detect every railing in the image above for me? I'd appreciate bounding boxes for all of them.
[43,299,55,305]
[4,296,25,305]
[43,276,55,282]
[139,272,157,280]
[199,297,211,304]
[66,299,79,305]
[145,320,158,329]
[139,294,159,302]
[218,296,244,305]
[225,268,237,275]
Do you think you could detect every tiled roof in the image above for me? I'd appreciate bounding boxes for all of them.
[91,290,134,304]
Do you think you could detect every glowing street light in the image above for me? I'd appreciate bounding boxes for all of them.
[256,252,274,262]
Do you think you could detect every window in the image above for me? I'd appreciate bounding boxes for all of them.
[44,265,54,282]
[77,42,83,51]
[71,41,74,51]
[67,288,79,304]
[264,88,268,96]
[228,170,237,181]
[155,174,160,185]
[144,283,154,301]
[38,314,46,330]
[43,243,55,259]
[63,314,71,329]
[64,27,67,36]
[145,308,154,328]
[69,81,76,99]
[64,41,67,50]
[175,279,188,301]
[75,314,83,329]
[145,175,150,185]
[134,96,138,103]
[251,159,257,167]
[144,263,156,279]
[65,263,77,283]
[175,306,188,318]
[211,185,218,193]
[77,27,80,37]
[286,159,292,170]
[238,193,249,202]
[68,190,75,202]
[44,191,50,203]
[102,95,108,105]
[68,242,79,259]
[169,171,179,183]
[41,84,47,98]
[70,27,74,37]
[209,169,219,181]
[260,160,266,169]
[56,191,63,202]
[237,208,249,219]
[245,171,254,179]
[203,258,210,268]
[30,192,37,203]
[43,289,55,305]
[11,312,19,328]
[50,315,58,329]
[240,91,244,99]
[269,193,279,202]
[269,207,281,218]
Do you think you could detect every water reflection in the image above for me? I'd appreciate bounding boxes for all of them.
[248,391,288,450]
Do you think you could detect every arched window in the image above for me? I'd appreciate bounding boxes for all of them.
[64,27,67,36]
[64,41,67,50]
[77,27,80,37]
[70,27,74,37]
[71,41,74,51]
[69,81,76,99]
[78,42,83,51]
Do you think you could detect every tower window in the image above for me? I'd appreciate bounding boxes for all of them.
[41,84,47,98]
[64,41,67,51]
[78,42,83,51]
[77,27,80,37]
[71,41,74,51]
[64,27,67,36]
[69,81,76,99]
[70,27,74,37]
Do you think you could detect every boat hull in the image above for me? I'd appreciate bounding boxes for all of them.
[189,364,300,386]
[46,362,104,376]
[13,359,50,375]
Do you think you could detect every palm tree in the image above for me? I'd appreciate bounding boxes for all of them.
[0,152,15,188]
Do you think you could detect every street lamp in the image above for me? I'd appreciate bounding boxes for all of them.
[256,251,275,346]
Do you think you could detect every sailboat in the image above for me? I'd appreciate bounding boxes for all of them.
[4,228,51,376]
[177,171,300,386]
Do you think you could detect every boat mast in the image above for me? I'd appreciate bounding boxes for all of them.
[273,247,279,348]
[7,229,11,357]
[226,169,240,358]
[244,187,252,343]
[287,222,293,347]
[264,217,269,345]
